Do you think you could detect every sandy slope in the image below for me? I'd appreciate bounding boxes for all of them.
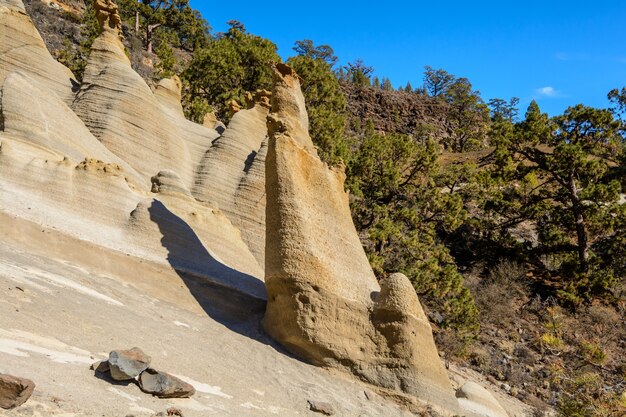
[0,213,424,417]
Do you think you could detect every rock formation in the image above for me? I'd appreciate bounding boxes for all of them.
[0,71,143,186]
[0,2,526,415]
[94,0,122,39]
[0,0,76,104]
[71,10,192,186]
[192,90,271,265]
[456,381,510,417]
[0,0,263,298]
[263,63,459,411]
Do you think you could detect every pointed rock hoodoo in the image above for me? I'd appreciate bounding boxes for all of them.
[72,0,203,188]
[0,0,76,104]
[192,90,271,265]
[263,63,459,412]
[94,0,122,38]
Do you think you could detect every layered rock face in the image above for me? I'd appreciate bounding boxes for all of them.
[71,3,216,189]
[0,0,76,104]
[263,63,458,411]
[0,0,264,299]
[192,92,271,265]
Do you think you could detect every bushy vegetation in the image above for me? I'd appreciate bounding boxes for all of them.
[182,21,280,122]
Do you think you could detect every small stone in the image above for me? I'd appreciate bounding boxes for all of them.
[307,400,335,415]
[108,347,151,381]
[0,374,35,409]
[138,369,195,398]
[167,408,184,416]
[500,383,511,393]
[90,360,110,373]
[363,389,375,401]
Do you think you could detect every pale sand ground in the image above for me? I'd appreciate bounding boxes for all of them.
[0,213,420,417]
[0,212,534,417]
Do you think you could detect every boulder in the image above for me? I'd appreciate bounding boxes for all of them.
[108,347,151,381]
[263,63,459,412]
[456,381,509,417]
[0,374,35,409]
[90,360,110,374]
[138,369,196,398]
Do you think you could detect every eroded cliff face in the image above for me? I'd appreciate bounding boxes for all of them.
[0,1,516,416]
[263,63,459,412]
[0,0,76,104]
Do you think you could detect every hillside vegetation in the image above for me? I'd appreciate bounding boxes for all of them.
[26,1,626,415]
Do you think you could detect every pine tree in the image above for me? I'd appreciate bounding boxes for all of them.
[288,44,348,165]
[347,130,479,338]
[381,77,393,91]
[182,21,280,121]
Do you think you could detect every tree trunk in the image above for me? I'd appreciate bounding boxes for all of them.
[146,23,161,54]
[569,175,589,272]
[135,10,139,34]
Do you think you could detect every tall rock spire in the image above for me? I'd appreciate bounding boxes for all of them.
[263,63,460,413]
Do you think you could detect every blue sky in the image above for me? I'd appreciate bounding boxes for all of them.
[189,1,625,117]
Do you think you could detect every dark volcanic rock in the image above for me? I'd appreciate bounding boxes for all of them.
[138,369,195,398]
[108,347,151,381]
[90,359,110,374]
[0,374,35,409]
[340,82,452,139]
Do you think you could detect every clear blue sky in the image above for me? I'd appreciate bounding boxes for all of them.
[190,0,625,117]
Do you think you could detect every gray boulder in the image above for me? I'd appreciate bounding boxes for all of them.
[138,369,195,398]
[108,347,151,381]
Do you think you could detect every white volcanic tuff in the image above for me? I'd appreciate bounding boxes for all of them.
[0,0,263,295]
[153,76,220,180]
[232,138,268,266]
[1,71,144,186]
[0,0,76,105]
[192,104,269,218]
[71,29,218,190]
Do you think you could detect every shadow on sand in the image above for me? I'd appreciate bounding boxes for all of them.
[147,200,277,346]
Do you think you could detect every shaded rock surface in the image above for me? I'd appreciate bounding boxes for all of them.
[192,93,270,225]
[0,374,35,409]
[139,368,196,398]
[90,360,110,374]
[108,347,151,381]
[263,63,459,412]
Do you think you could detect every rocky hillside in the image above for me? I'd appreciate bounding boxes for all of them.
[340,81,452,138]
